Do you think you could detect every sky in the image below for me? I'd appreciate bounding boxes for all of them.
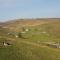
[0,0,60,22]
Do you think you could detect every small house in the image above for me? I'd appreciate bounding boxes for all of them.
[15,35,19,38]
[25,28,29,32]
[3,42,11,46]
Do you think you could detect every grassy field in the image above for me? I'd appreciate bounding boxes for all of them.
[0,19,60,60]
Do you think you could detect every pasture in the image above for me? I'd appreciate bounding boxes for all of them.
[0,19,60,60]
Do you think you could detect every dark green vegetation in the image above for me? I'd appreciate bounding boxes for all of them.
[0,19,60,60]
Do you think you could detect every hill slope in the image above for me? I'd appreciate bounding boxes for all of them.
[0,19,60,60]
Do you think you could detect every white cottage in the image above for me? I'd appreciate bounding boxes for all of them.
[25,28,29,32]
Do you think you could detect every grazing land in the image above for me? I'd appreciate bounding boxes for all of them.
[0,18,60,60]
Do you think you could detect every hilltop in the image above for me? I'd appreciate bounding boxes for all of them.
[1,18,60,32]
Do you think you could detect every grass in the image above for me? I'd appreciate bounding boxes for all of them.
[0,40,60,60]
[0,20,60,60]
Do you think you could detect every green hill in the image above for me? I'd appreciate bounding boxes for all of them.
[0,18,60,60]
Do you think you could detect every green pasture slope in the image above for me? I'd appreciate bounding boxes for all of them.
[0,20,60,60]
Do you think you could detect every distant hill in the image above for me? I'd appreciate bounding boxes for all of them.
[0,18,60,32]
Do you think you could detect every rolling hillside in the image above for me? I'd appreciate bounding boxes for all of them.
[0,18,60,60]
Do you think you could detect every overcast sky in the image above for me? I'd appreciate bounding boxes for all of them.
[0,0,60,22]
